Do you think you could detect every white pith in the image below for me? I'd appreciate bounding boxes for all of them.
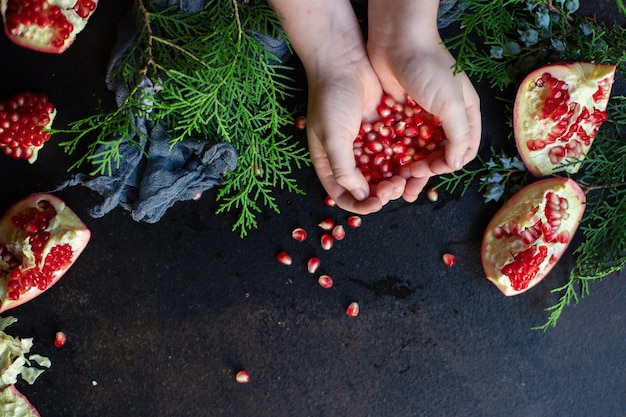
[515,63,615,176]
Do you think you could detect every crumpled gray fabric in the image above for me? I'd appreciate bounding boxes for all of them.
[57,0,297,223]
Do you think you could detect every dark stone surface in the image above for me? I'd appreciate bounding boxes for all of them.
[1,2,625,417]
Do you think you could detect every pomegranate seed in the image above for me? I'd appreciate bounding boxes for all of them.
[294,115,306,130]
[426,187,439,202]
[54,331,66,348]
[318,218,335,231]
[307,257,321,274]
[321,234,333,250]
[346,216,362,228]
[346,302,359,317]
[277,251,292,265]
[331,224,345,240]
[324,195,336,207]
[291,227,307,242]
[235,370,250,384]
[318,275,333,289]
[443,253,456,267]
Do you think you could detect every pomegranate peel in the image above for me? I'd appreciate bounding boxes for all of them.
[514,62,616,177]
[1,0,99,53]
[0,193,91,313]
[0,92,56,163]
[0,385,41,416]
[481,178,585,296]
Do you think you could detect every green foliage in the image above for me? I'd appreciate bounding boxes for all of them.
[56,0,309,237]
[447,0,626,90]
[440,0,626,328]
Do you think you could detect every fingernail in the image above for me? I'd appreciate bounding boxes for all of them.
[353,188,368,201]
[453,157,464,170]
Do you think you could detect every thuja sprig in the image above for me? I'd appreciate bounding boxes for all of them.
[56,0,309,237]
[447,0,626,90]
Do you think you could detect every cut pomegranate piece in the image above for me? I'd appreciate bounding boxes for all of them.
[481,178,585,296]
[354,93,446,184]
[0,193,91,312]
[0,92,56,163]
[1,0,99,53]
[0,385,41,416]
[513,62,615,177]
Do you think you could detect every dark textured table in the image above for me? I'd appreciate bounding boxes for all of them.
[1,1,625,416]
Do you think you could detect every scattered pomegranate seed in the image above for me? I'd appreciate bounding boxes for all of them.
[321,234,334,250]
[294,115,307,130]
[324,195,336,207]
[235,370,250,384]
[307,257,321,274]
[318,218,335,231]
[54,331,66,348]
[427,187,439,202]
[318,275,333,289]
[192,192,203,201]
[332,224,345,240]
[347,216,362,228]
[291,227,307,242]
[277,251,292,265]
[346,302,359,317]
[443,253,456,267]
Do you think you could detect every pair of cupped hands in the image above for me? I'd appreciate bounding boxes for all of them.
[269,0,482,214]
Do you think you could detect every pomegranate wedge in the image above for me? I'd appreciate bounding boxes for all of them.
[0,193,91,312]
[514,62,615,177]
[481,178,585,296]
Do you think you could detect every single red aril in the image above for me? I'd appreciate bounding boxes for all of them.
[346,215,362,228]
[324,195,336,207]
[442,253,456,267]
[331,224,345,241]
[0,92,56,163]
[291,227,307,242]
[54,330,66,347]
[0,193,90,313]
[307,257,320,274]
[294,115,306,130]
[346,301,359,317]
[235,370,250,384]
[321,234,333,250]
[427,187,439,202]
[481,178,585,296]
[354,93,446,184]
[318,218,334,231]
[276,251,292,265]
[513,62,616,177]
[1,0,99,53]
[317,274,333,289]
[0,385,41,416]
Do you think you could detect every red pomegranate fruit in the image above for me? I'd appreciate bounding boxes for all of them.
[0,193,91,313]
[0,0,98,53]
[354,94,446,184]
[513,62,616,177]
[481,178,585,296]
[0,92,56,163]
[0,385,41,416]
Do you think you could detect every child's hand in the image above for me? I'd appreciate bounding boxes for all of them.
[367,0,482,200]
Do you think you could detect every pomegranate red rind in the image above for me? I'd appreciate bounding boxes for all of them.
[0,92,57,163]
[481,178,585,296]
[0,386,41,417]
[0,193,91,312]
[1,0,99,54]
[513,62,616,177]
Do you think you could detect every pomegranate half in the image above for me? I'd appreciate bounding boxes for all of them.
[0,0,99,53]
[481,178,585,296]
[513,62,615,177]
[0,193,90,312]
